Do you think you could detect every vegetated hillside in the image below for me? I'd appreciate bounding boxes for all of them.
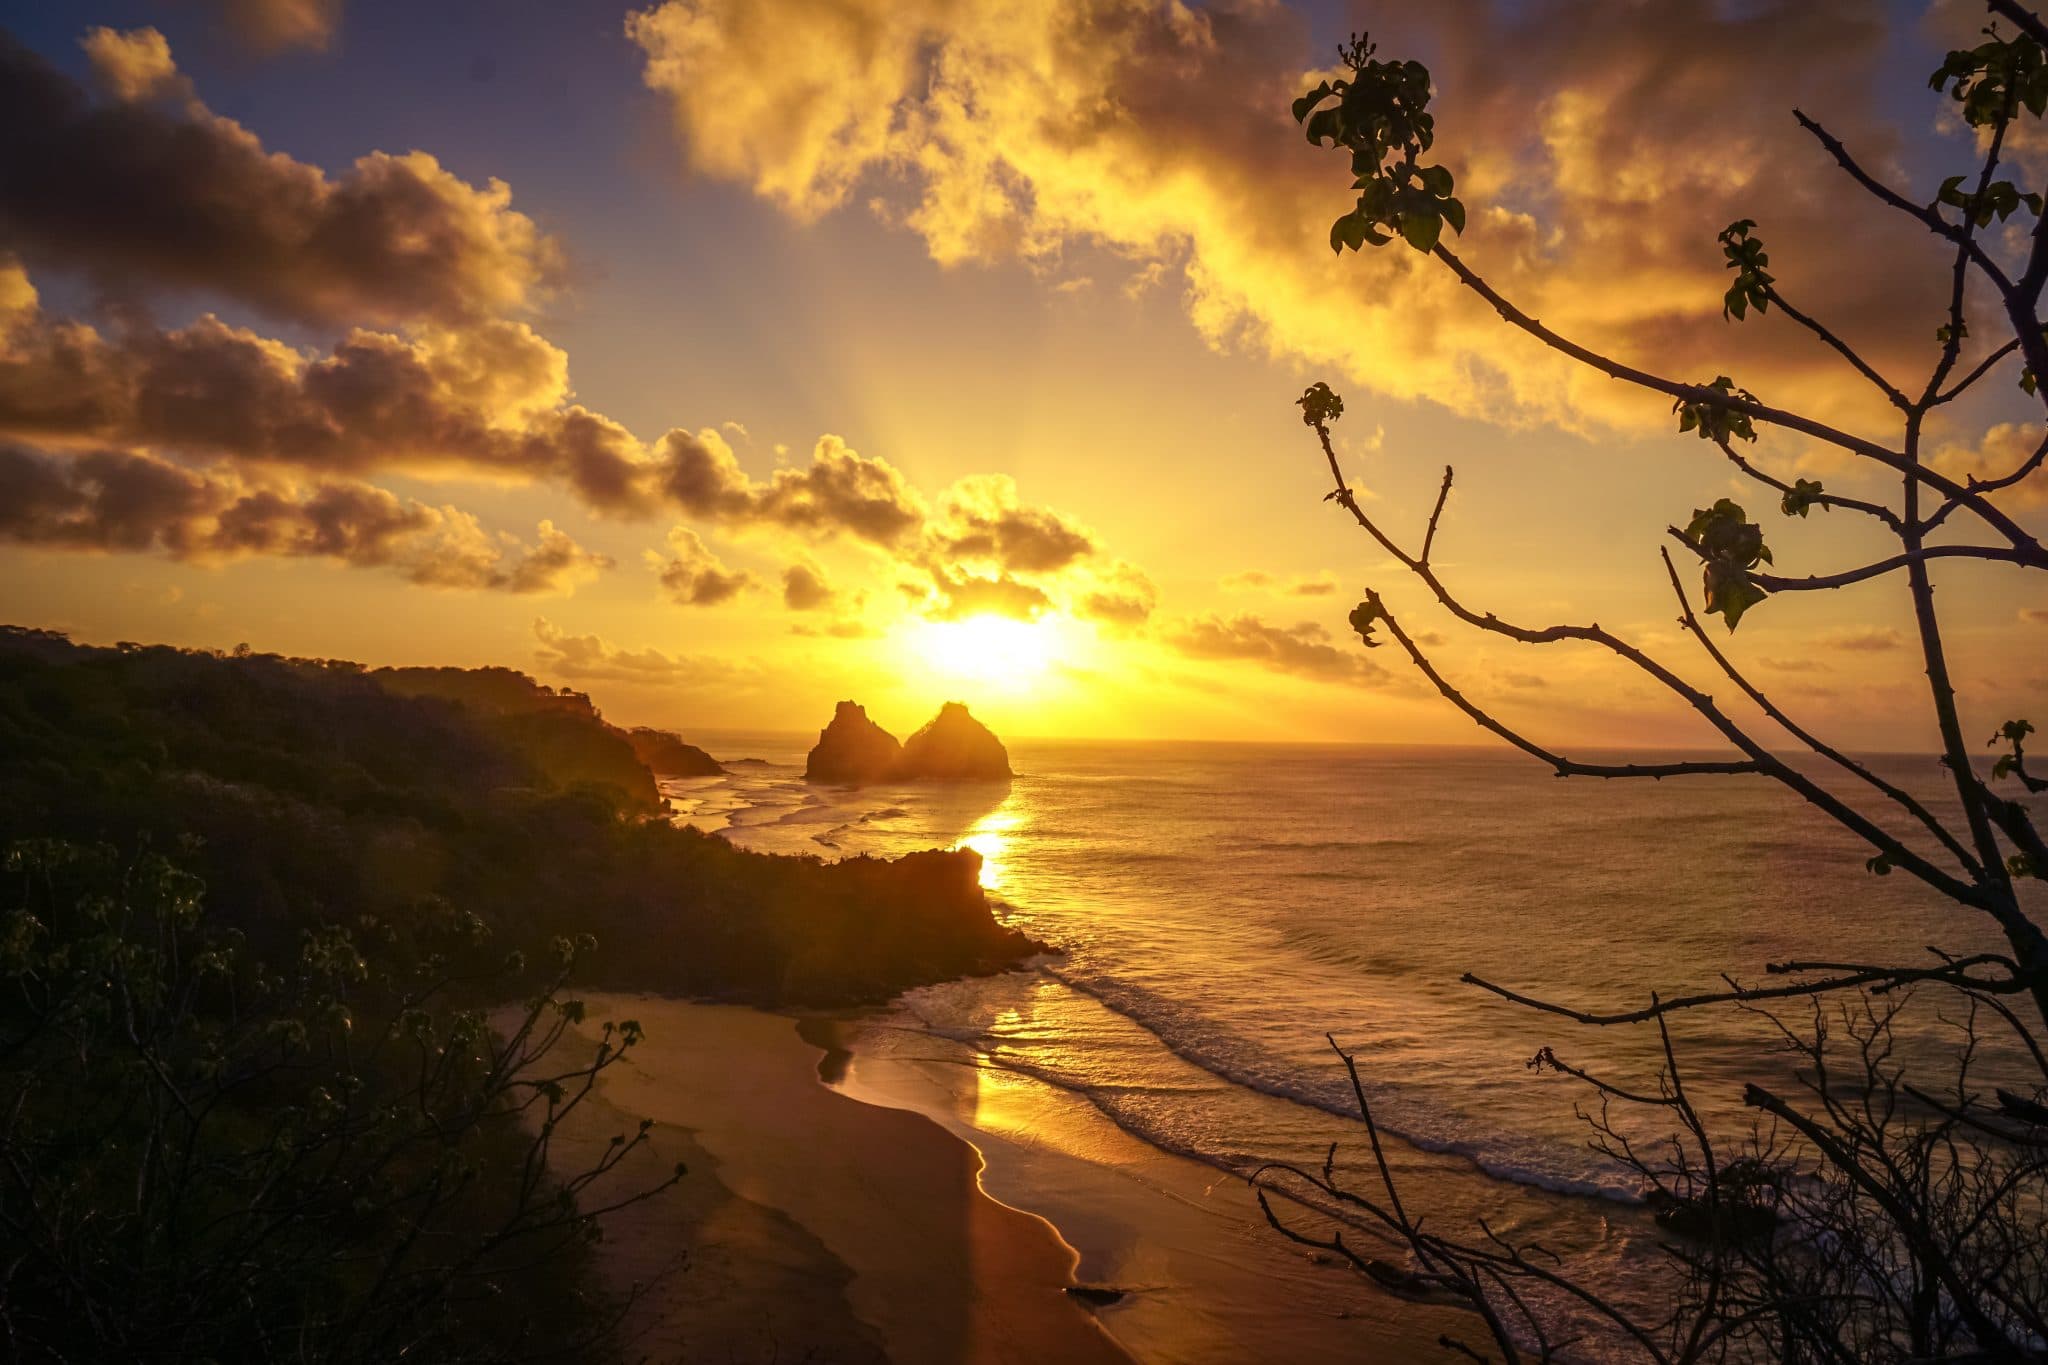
[0,626,1038,1005]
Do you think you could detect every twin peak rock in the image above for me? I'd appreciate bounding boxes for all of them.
[805,700,1013,786]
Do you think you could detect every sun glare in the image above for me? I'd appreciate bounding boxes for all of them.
[900,614,1071,693]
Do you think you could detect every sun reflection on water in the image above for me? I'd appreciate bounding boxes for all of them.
[956,802,1021,894]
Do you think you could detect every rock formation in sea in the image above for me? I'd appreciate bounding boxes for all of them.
[624,726,724,776]
[804,700,1012,784]
[804,701,904,784]
[896,702,1013,782]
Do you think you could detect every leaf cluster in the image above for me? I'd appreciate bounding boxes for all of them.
[1294,32,1465,254]
[1780,477,1828,518]
[1673,375,1761,444]
[1718,220,1774,321]
[1682,498,1773,630]
[1930,28,2048,126]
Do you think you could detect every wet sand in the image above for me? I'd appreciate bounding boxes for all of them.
[542,996,1131,1364]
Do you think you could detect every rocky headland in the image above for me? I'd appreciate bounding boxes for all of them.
[625,726,724,776]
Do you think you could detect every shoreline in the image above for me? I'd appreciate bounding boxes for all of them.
[805,1008,1465,1364]
[549,995,1133,1364]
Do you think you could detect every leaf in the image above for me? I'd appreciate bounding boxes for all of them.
[1440,196,1466,234]
[1348,598,1383,646]
[1292,83,1333,123]
[1401,211,1443,251]
[1780,478,1826,518]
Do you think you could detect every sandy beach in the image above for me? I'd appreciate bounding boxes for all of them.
[544,996,1132,1364]
[539,993,1465,1364]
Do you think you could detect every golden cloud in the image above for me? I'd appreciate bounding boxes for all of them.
[630,0,1956,435]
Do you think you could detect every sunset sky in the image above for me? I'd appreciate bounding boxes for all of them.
[2,0,2042,746]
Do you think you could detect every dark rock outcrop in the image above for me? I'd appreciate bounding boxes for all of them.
[896,702,1012,782]
[624,727,723,776]
[804,701,903,784]
[804,700,1013,784]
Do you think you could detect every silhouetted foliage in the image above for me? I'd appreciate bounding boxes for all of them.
[0,839,678,1362]
[1265,9,2048,1362]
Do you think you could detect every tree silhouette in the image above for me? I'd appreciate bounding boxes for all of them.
[1261,11,2048,1361]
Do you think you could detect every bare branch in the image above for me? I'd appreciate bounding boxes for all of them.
[1462,953,2031,1027]
[1709,435,1901,530]
[1421,465,1454,567]
[1763,286,1910,410]
[1665,531,2048,594]
[1657,547,1985,877]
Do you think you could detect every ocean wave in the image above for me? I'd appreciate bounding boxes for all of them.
[1028,967,1647,1204]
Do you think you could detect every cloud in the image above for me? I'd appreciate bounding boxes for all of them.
[0,283,649,513]
[792,618,882,639]
[1075,561,1157,627]
[212,0,344,54]
[1222,569,1339,596]
[0,28,561,327]
[655,427,926,549]
[1163,612,1389,684]
[651,526,752,605]
[533,617,727,683]
[782,558,837,610]
[926,473,1095,573]
[82,27,192,104]
[926,569,1051,621]
[1821,625,1905,651]
[1930,423,2046,506]
[630,0,1943,433]
[0,440,605,592]
[2023,607,2048,625]
[1499,671,1549,689]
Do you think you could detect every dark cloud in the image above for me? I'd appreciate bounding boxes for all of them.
[211,0,343,54]
[1164,613,1390,684]
[1076,562,1156,627]
[0,440,606,593]
[0,291,650,514]
[782,559,837,610]
[927,474,1093,573]
[1822,626,1905,652]
[655,427,925,549]
[0,28,561,328]
[653,527,752,606]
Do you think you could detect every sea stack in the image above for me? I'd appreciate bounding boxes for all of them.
[804,701,903,784]
[896,702,1013,782]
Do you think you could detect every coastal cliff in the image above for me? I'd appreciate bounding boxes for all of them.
[804,699,1012,785]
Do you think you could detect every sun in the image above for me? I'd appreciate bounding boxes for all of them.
[899,613,1074,693]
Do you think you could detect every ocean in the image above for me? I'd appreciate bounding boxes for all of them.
[666,735,2038,1355]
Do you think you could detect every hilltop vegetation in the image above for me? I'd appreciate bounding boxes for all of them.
[0,626,1037,1002]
